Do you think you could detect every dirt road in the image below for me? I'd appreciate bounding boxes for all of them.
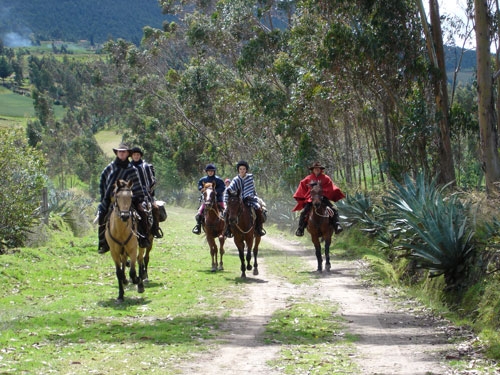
[177,235,465,375]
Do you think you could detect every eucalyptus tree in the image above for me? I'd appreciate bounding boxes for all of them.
[474,0,500,196]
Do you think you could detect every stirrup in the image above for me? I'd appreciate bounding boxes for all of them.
[98,243,109,254]
[335,224,343,234]
[295,227,304,237]
[256,227,266,237]
[153,228,163,238]
[192,225,201,235]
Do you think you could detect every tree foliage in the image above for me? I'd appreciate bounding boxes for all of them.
[0,129,47,249]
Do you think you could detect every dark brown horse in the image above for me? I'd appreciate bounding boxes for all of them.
[142,200,167,282]
[226,190,261,278]
[307,183,335,272]
[201,182,225,272]
[105,179,145,302]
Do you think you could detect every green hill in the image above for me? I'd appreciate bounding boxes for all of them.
[0,0,171,46]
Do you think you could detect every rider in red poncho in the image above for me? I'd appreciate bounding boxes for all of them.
[293,161,345,236]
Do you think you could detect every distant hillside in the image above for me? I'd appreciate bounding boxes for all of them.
[0,0,171,46]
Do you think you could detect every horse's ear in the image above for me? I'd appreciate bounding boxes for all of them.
[126,180,133,188]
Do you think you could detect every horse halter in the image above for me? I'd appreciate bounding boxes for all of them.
[226,191,243,224]
[203,186,216,208]
[113,182,134,221]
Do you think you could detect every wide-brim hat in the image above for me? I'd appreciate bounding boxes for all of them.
[309,161,326,170]
[113,143,130,155]
[130,146,143,156]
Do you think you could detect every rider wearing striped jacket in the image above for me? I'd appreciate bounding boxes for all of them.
[223,160,266,237]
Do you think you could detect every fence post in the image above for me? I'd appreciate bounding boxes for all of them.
[41,187,49,225]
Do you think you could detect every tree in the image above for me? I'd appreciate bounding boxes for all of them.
[474,0,500,196]
[0,128,47,249]
[0,56,13,83]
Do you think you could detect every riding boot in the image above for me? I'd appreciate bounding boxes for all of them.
[255,208,266,237]
[192,213,203,235]
[136,203,151,248]
[223,211,233,238]
[332,209,343,234]
[295,204,311,237]
[97,212,110,254]
[151,205,163,238]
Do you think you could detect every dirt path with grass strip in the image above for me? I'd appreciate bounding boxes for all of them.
[176,235,460,375]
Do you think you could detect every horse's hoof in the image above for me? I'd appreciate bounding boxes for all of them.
[253,268,259,276]
[211,267,217,272]
[325,264,331,272]
[143,278,149,283]
[241,273,246,278]
[316,268,323,273]
[246,264,252,271]
[116,298,124,304]
[218,266,224,271]
[138,285,145,293]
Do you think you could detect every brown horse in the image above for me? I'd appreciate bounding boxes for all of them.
[307,183,335,272]
[142,200,167,282]
[226,190,261,278]
[201,182,225,272]
[105,179,145,302]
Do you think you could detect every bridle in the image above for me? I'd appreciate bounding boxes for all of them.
[203,186,223,219]
[107,181,136,249]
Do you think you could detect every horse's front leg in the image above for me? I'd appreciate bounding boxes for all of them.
[143,247,151,282]
[324,238,332,272]
[245,241,253,272]
[218,235,225,271]
[234,237,246,278]
[136,247,145,293]
[115,263,125,303]
[311,237,323,272]
[252,236,261,275]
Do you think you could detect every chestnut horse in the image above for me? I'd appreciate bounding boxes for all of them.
[226,190,261,278]
[307,183,335,272]
[105,179,145,302]
[201,182,225,271]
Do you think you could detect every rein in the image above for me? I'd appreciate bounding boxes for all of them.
[107,184,138,253]
[227,195,254,234]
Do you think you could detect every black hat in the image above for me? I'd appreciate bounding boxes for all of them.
[236,160,249,171]
[309,161,326,170]
[112,143,130,155]
[205,163,216,171]
[130,147,143,156]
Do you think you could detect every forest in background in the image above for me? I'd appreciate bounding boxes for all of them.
[0,0,171,45]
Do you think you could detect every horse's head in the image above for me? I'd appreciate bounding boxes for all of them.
[202,182,216,208]
[310,182,323,210]
[226,189,242,225]
[113,179,134,221]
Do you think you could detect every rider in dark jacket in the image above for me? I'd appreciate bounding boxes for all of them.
[97,143,150,254]
[192,163,226,235]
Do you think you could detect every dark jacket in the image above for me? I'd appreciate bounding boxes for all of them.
[197,174,225,203]
[99,157,145,212]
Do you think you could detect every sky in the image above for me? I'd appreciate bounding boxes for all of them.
[435,0,475,49]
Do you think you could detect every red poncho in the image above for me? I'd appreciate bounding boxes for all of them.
[292,172,345,211]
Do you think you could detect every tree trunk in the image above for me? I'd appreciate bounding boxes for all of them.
[428,0,456,185]
[475,0,500,196]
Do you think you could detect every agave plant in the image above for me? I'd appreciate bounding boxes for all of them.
[336,192,385,236]
[382,173,475,289]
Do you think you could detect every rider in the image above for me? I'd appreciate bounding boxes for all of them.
[223,160,266,237]
[293,161,345,236]
[97,143,151,254]
[192,163,226,235]
[130,146,162,239]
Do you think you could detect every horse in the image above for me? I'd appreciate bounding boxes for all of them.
[201,182,225,272]
[105,179,145,302]
[142,200,167,282]
[307,183,335,272]
[226,190,261,278]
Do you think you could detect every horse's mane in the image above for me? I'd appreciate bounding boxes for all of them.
[203,182,214,191]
